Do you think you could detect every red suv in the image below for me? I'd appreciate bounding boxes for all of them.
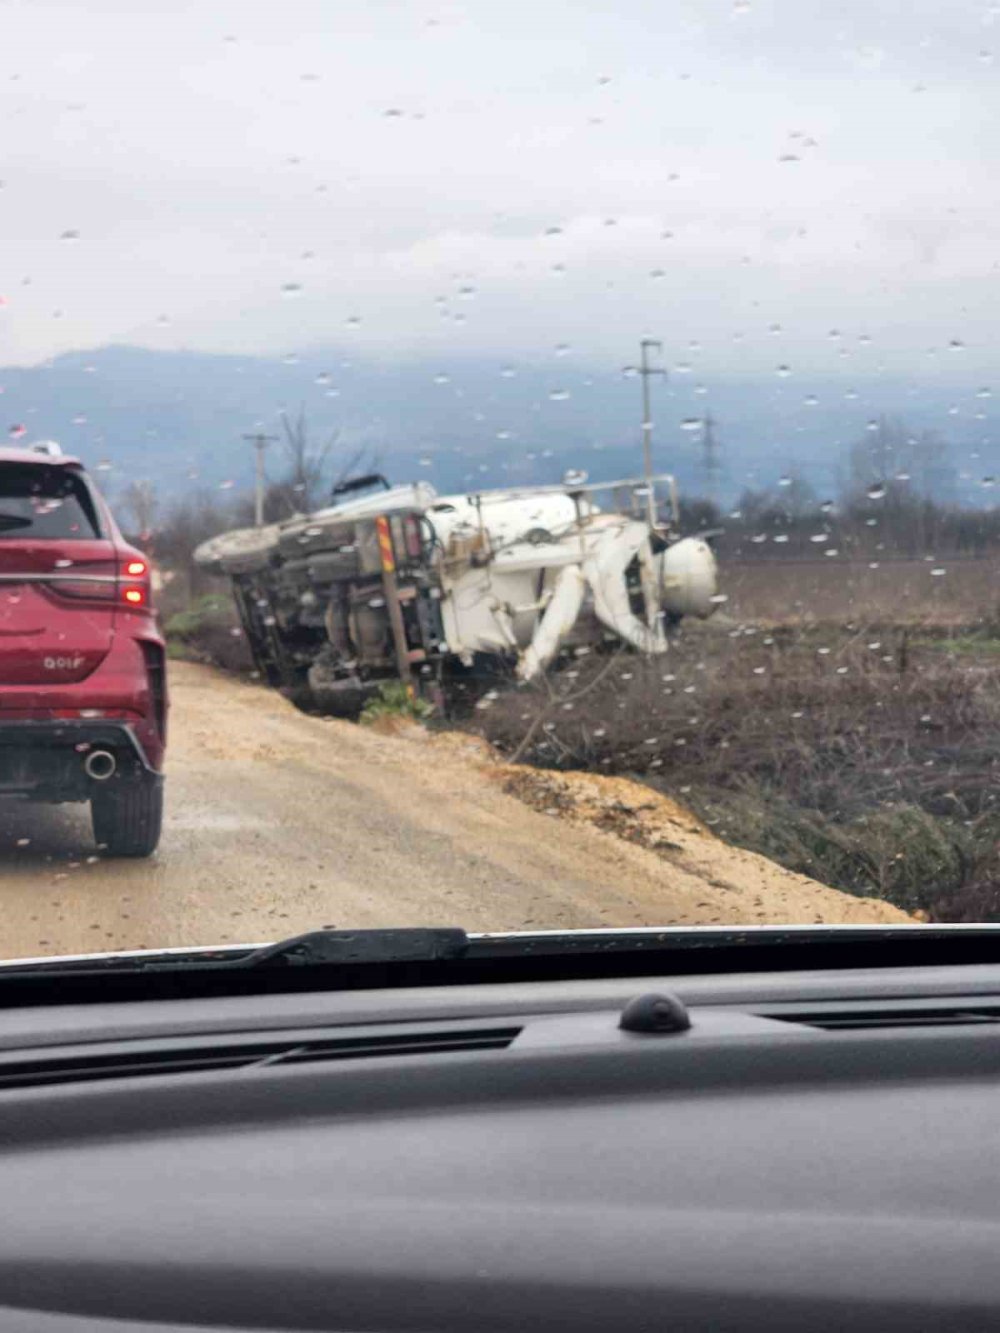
[0,443,166,856]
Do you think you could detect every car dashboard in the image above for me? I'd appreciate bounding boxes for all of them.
[1,959,1000,1330]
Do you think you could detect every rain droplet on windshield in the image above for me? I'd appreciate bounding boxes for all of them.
[549,388,571,401]
[867,483,887,499]
[775,364,791,377]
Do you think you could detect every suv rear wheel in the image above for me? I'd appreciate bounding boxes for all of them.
[91,778,164,857]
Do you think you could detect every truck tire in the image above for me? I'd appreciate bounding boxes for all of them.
[91,778,164,857]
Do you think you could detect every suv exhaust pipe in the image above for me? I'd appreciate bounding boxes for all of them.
[84,750,117,782]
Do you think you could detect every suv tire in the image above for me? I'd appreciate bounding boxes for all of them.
[91,778,164,857]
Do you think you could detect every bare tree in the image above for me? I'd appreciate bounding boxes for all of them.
[119,480,158,548]
[274,407,337,514]
[845,417,956,506]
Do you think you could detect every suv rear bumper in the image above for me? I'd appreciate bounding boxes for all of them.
[0,720,161,802]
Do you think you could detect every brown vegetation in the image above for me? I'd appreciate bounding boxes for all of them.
[465,618,1000,922]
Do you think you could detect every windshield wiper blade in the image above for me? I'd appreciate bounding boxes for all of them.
[0,928,473,975]
[4,925,1000,987]
[221,927,470,969]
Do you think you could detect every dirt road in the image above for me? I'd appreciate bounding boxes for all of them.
[0,663,907,960]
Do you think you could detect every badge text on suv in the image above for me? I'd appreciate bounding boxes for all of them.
[0,443,166,856]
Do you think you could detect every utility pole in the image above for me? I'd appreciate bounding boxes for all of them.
[702,412,721,508]
[624,340,668,525]
[243,432,278,527]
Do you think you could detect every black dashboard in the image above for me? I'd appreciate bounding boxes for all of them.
[2,959,1000,1330]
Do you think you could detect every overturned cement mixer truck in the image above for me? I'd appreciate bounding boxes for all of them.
[193,471,720,715]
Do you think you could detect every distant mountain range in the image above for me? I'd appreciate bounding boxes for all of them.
[0,344,995,509]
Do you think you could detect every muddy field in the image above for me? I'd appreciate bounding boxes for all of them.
[722,556,1000,625]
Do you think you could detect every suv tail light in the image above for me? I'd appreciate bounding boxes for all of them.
[52,557,153,609]
[119,556,152,610]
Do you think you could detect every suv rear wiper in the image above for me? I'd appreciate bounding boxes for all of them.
[0,513,33,531]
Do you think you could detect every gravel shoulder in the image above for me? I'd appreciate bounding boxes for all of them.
[0,662,908,960]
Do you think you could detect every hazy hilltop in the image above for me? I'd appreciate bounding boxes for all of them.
[0,344,994,506]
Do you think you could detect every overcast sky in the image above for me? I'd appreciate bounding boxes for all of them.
[2,0,1000,390]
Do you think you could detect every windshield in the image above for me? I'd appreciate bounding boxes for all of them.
[0,0,995,961]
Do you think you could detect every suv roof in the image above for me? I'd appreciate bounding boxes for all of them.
[0,446,82,468]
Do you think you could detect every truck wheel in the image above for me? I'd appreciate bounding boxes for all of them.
[91,778,164,857]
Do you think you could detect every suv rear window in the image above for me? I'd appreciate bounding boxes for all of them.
[0,464,101,540]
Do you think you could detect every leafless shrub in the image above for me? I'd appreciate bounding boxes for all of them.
[470,622,1000,918]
